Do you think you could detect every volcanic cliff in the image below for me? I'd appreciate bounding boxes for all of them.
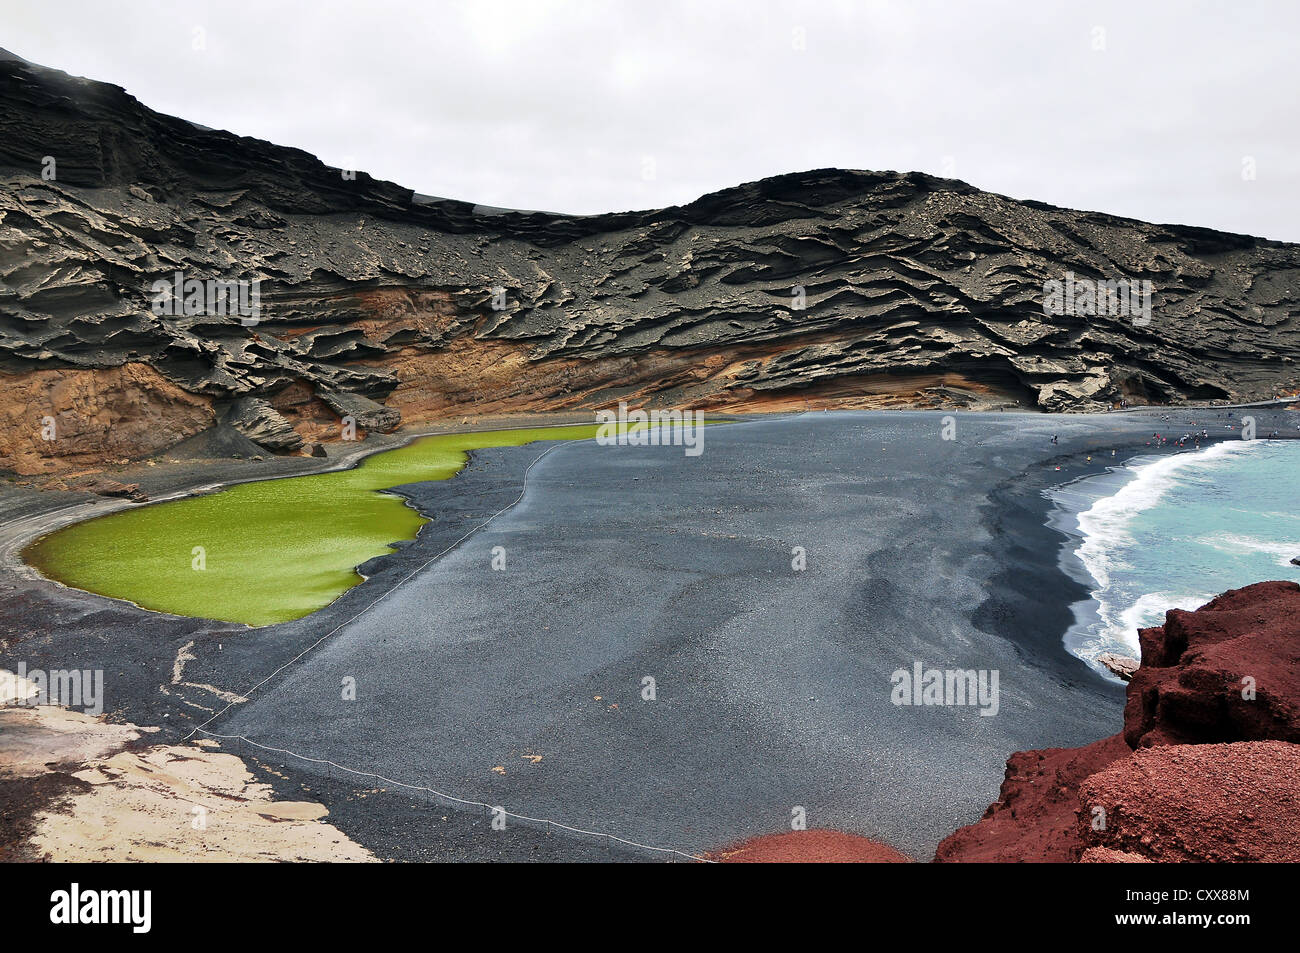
[936,581,1300,863]
[3,50,1299,474]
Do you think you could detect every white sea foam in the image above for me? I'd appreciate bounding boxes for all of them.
[1064,439,1269,667]
[1074,441,1260,591]
[1203,533,1300,567]
[1117,590,1214,643]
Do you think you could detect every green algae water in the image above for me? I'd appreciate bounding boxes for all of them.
[25,425,613,627]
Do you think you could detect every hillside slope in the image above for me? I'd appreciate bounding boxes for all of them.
[2,51,1297,473]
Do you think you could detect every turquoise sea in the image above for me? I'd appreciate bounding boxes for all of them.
[1050,439,1300,674]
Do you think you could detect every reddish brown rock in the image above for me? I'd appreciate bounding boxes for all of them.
[1080,847,1152,863]
[710,829,912,863]
[933,735,1130,863]
[937,581,1300,862]
[0,364,214,476]
[1079,741,1300,862]
[1125,581,1300,748]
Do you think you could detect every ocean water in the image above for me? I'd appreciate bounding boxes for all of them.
[1050,439,1300,673]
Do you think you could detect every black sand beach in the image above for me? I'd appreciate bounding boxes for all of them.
[1,407,1296,861]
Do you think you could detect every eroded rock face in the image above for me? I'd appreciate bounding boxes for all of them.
[224,397,303,452]
[936,582,1300,863]
[2,51,1299,473]
[0,363,214,475]
[71,478,148,502]
[1125,581,1300,747]
[933,735,1131,863]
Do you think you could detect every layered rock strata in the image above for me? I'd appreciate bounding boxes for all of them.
[2,49,1298,473]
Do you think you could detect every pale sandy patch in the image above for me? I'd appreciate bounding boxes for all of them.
[0,700,374,862]
[0,668,39,706]
[0,705,146,777]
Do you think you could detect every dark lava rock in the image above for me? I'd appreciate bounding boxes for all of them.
[319,390,401,434]
[73,478,148,502]
[166,424,266,461]
[223,397,303,453]
[2,50,1299,476]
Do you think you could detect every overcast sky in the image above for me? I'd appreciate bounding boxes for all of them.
[7,0,1298,240]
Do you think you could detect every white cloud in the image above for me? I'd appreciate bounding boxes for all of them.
[6,0,1298,239]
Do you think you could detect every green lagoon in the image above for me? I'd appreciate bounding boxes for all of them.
[24,425,612,626]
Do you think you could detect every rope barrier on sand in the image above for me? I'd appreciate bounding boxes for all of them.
[182,435,713,862]
[185,439,568,740]
[194,727,711,862]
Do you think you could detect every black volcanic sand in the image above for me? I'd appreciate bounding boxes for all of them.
[0,407,1295,862]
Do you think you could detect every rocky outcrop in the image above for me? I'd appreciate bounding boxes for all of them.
[0,704,376,862]
[1125,581,1300,747]
[317,390,400,435]
[933,735,1132,863]
[936,581,1300,862]
[1097,652,1139,681]
[223,397,303,452]
[2,50,1299,474]
[1078,741,1300,862]
[71,478,148,502]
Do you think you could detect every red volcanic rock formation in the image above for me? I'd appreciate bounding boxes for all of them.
[936,581,1300,863]
[1125,582,1300,747]
[1079,741,1300,862]
[933,735,1131,863]
[1079,847,1151,863]
[710,829,911,863]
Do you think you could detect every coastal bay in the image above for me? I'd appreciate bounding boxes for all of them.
[2,407,1295,860]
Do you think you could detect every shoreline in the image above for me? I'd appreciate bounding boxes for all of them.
[204,409,1278,859]
[21,421,725,627]
[975,421,1299,688]
[1045,436,1298,677]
